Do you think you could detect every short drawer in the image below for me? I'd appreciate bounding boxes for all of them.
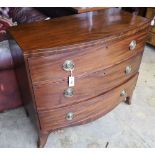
[34,53,142,110]
[28,31,147,84]
[38,73,138,132]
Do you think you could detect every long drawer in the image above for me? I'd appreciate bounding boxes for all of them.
[38,73,138,132]
[28,31,147,84]
[34,53,142,110]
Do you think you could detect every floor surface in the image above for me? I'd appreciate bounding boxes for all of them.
[0,43,155,148]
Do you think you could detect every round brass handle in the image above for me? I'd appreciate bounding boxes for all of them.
[151,19,155,26]
[120,90,127,97]
[63,60,74,71]
[129,40,137,50]
[125,65,132,75]
[64,87,74,97]
[151,16,155,26]
[66,112,74,121]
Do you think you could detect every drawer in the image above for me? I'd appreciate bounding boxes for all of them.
[34,53,142,110]
[147,32,155,46]
[28,31,147,84]
[38,73,138,132]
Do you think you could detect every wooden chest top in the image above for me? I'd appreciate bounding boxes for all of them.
[8,8,150,55]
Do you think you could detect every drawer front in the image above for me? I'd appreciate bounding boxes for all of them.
[28,32,147,84]
[147,32,155,46]
[38,73,138,132]
[34,53,142,110]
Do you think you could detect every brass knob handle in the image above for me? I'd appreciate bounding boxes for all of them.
[129,40,137,50]
[151,19,155,26]
[66,112,74,121]
[64,87,74,97]
[63,60,74,71]
[120,90,127,97]
[125,65,132,75]
[151,16,155,26]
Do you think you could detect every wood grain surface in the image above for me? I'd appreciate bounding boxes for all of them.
[34,53,142,110]
[8,8,150,53]
[38,73,138,132]
[70,7,109,13]
[8,8,150,147]
[28,31,147,84]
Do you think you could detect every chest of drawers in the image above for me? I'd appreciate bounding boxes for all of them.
[8,8,150,147]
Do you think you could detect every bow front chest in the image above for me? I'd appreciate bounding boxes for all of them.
[8,8,150,147]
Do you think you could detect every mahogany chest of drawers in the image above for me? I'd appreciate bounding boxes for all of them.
[8,8,150,147]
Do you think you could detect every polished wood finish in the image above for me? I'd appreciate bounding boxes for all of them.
[9,39,40,130]
[122,8,147,17]
[8,8,150,53]
[70,7,108,13]
[38,73,138,132]
[8,8,150,147]
[34,53,142,110]
[28,32,147,84]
